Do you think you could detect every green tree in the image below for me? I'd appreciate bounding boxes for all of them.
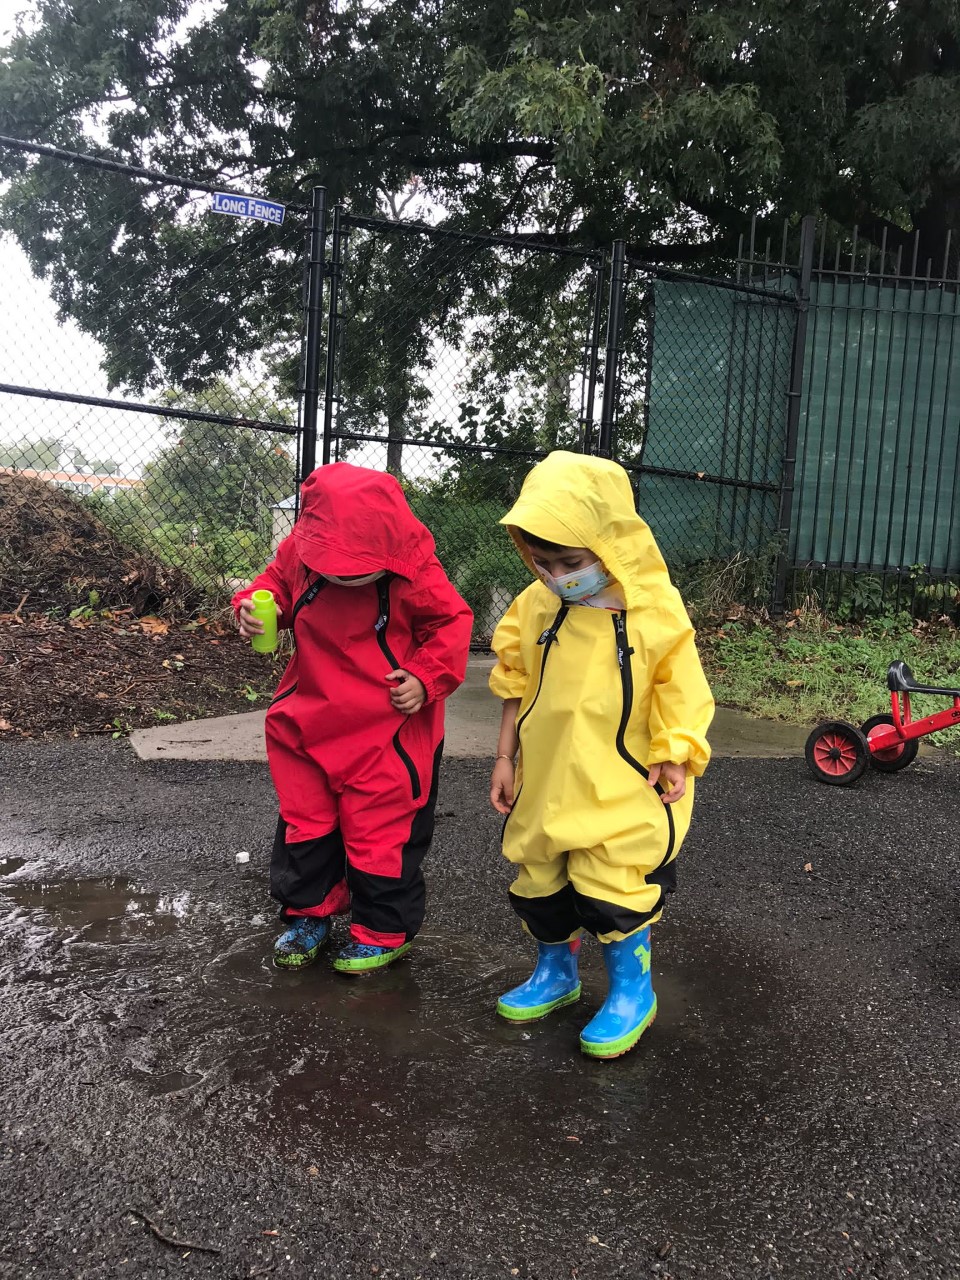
[0,436,62,469]
[2,0,959,480]
[143,383,295,533]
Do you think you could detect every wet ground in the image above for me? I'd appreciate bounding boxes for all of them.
[1,743,960,1278]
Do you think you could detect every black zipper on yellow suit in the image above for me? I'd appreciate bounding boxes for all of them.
[613,610,675,867]
[503,604,569,838]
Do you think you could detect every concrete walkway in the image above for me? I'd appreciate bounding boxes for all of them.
[130,655,812,763]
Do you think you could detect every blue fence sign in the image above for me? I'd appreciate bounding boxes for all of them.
[210,192,285,226]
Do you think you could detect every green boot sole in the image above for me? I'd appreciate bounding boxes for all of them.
[580,998,657,1059]
[333,941,413,974]
[496,984,582,1022]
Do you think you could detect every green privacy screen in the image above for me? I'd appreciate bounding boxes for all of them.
[638,277,795,563]
[794,278,960,575]
[641,274,960,578]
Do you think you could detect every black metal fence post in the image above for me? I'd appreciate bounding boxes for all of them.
[773,214,816,611]
[581,256,606,454]
[598,239,627,458]
[300,185,328,482]
[321,204,343,467]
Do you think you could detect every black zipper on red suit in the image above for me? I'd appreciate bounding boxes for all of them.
[374,575,422,800]
[502,603,569,837]
[612,610,675,866]
[269,576,328,706]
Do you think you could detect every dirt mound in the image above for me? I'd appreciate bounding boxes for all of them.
[0,472,203,616]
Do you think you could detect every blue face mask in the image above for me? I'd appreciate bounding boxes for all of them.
[541,560,613,602]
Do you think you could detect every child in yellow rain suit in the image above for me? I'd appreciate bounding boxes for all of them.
[488,451,714,1059]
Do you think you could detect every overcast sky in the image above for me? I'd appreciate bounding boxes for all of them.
[0,0,217,475]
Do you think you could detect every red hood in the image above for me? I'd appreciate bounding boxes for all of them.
[293,463,435,580]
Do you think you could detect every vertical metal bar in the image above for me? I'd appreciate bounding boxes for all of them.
[581,256,606,454]
[598,239,627,458]
[857,228,887,574]
[791,223,826,576]
[876,240,903,604]
[940,250,960,572]
[882,245,911,612]
[774,214,816,611]
[837,238,871,569]
[760,291,786,554]
[822,237,849,585]
[320,204,343,467]
[931,239,960,576]
[808,228,836,571]
[914,260,946,573]
[894,234,929,600]
[300,185,328,482]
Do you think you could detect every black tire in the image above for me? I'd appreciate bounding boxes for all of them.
[804,721,869,786]
[860,713,920,773]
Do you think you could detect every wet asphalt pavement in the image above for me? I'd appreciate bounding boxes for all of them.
[1,741,960,1279]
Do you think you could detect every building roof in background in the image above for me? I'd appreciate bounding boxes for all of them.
[0,467,143,488]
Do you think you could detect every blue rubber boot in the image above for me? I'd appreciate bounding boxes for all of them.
[497,939,582,1022]
[273,916,330,969]
[579,928,656,1058]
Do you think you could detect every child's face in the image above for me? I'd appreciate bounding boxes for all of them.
[524,541,598,579]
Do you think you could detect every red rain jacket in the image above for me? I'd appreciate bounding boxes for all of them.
[233,465,473,792]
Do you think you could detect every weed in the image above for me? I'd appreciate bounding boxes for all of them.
[109,715,131,739]
[700,611,960,755]
[68,589,103,621]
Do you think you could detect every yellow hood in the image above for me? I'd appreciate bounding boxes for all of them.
[501,451,672,610]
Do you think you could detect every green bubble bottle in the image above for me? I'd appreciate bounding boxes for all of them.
[249,588,278,654]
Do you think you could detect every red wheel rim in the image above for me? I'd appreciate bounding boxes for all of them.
[812,731,860,775]
[866,725,905,763]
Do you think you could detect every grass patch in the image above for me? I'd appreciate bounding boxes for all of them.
[698,609,960,755]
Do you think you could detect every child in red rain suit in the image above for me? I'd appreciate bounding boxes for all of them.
[233,463,473,975]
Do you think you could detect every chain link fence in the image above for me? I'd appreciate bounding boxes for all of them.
[325,212,604,637]
[0,138,305,617]
[6,134,959,632]
[616,263,799,611]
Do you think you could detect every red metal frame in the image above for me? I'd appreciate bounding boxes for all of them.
[865,690,960,754]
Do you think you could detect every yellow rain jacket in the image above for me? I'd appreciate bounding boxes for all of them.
[489,452,715,942]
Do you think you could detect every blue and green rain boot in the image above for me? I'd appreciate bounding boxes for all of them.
[497,938,582,1022]
[579,927,656,1059]
[273,915,331,969]
[333,941,413,974]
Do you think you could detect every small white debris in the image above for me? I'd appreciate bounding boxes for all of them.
[236,851,251,864]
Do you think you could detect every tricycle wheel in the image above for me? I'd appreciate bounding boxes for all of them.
[804,721,869,785]
[860,713,920,773]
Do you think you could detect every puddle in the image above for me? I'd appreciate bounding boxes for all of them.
[126,1068,204,1097]
[0,876,199,944]
[0,871,821,1231]
[0,857,27,877]
[203,928,519,1056]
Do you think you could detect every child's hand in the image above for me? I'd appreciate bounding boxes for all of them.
[387,669,426,714]
[647,761,686,804]
[237,599,265,639]
[490,757,515,815]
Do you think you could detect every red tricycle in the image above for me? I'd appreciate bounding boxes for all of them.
[805,660,960,785]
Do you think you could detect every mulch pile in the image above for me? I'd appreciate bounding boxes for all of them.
[0,473,281,737]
